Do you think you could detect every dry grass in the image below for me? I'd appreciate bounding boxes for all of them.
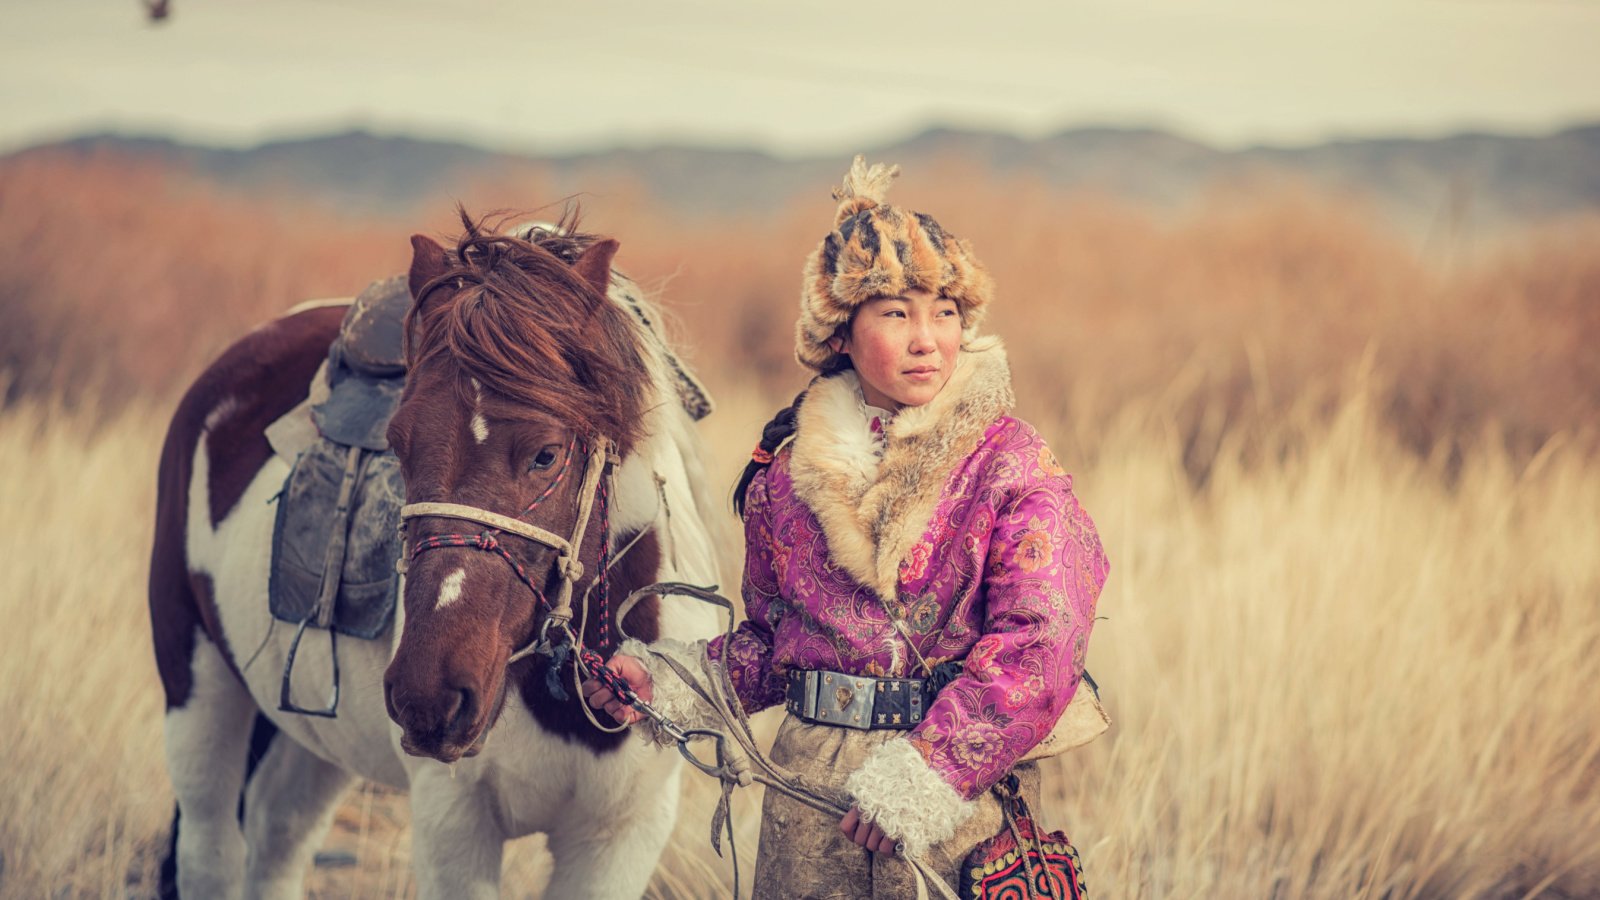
[2,371,1595,898]
[0,395,171,897]
[1046,372,1600,898]
[5,153,1599,463]
[1,154,1597,897]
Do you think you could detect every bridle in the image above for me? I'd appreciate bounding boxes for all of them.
[396,435,621,666]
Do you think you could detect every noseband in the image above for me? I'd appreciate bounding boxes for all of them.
[397,436,620,664]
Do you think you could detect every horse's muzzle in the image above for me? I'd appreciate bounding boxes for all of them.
[385,677,486,762]
[398,729,486,764]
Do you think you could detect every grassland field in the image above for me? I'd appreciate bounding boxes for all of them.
[1,158,1596,898]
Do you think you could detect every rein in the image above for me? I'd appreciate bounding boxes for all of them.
[580,582,964,900]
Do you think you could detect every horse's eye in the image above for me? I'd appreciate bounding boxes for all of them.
[528,446,559,472]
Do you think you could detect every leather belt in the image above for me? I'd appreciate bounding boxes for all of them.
[784,668,928,731]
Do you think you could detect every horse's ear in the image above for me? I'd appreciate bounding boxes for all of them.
[572,238,619,296]
[408,234,449,303]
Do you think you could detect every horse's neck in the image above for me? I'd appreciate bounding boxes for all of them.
[605,273,726,577]
[596,274,722,583]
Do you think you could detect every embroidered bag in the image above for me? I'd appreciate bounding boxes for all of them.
[960,774,1086,900]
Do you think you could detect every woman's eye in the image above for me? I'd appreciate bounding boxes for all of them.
[528,447,559,472]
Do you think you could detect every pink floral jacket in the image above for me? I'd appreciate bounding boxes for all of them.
[707,340,1109,801]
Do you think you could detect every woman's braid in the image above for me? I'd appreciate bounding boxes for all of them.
[732,358,852,517]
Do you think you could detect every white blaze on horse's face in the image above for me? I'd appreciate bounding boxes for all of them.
[469,378,489,445]
[435,567,466,611]
[383,368,589,763]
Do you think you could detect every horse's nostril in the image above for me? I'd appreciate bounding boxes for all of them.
[448,687,476,734]
[382,674,400,721]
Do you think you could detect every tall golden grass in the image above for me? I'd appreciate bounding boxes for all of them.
[4,154,1598,461]
[1,153,1597,897]
[3,372,1595,898]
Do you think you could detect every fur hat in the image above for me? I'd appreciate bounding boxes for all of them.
[795,156,994,372]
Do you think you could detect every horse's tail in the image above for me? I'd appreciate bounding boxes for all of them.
[149,393,201,900]
[146,380,233,899]
[149,385,203,712]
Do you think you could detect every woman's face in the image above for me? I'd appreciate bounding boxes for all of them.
[832,287,963,411]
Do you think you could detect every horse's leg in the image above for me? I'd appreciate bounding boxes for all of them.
[164,633,256,900]
[240,733,355,899]
[408,770,507,900]
[543,763,682,900]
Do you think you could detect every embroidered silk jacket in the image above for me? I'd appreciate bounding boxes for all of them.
[707,339,1108,802]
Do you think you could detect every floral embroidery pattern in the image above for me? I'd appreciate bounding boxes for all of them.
[950,721,1008,770]
[1014,527,1052,573]
[707,416,1109,801]
[902,593,941,634]
[899,540,934,583]
[1037,444,1067,477]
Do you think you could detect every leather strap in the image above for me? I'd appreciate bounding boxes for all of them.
[399,501,573,552]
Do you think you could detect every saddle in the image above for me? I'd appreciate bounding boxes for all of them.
[266,271,716,717]
[269,276,410,716]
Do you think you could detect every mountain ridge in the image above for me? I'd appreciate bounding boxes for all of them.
[12,122,1599,228]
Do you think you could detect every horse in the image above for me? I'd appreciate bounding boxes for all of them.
[148,212,725,898]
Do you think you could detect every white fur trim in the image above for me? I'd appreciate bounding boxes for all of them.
[845,739,974,858]
[789,338,1015,601]
[619,637,724,745]
[785,371,883,594]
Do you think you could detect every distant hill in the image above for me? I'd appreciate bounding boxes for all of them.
[13,123,1600,229]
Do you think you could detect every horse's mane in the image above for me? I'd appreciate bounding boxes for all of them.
[404,206,649,452]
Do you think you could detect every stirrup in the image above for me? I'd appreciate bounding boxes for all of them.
[278,611,341,717]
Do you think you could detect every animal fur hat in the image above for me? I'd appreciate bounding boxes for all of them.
[796,155,994,372]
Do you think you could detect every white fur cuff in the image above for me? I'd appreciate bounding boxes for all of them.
[845,739,974,858]
[618,637,724,745]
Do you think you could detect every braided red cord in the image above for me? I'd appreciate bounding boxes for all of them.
[579,646,638,707]
[409,531,549,601]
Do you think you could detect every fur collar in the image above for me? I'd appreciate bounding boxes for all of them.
[787,337,1014,599]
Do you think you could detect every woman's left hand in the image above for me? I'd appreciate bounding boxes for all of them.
[839,806,898,856]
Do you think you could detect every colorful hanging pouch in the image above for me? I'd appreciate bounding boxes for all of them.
[959,773,1087,900]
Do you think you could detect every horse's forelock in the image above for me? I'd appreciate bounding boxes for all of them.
[403,211,649,452]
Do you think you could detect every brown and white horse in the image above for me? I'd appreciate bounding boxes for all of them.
[149,216,723,898]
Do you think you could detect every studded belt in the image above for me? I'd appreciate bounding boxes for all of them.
[784,668,928,731]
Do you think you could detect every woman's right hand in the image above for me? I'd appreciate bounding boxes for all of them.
[580,653,654,726]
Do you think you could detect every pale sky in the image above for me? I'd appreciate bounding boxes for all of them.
[3,0,1598,156]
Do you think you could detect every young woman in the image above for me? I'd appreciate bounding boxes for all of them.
[585,157,1109,898]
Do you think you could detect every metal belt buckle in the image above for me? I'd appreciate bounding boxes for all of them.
[807,669,875,730]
